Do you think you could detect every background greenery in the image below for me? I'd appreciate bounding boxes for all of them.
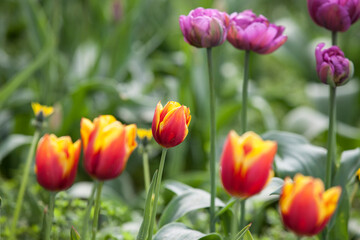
[0,0,359,239]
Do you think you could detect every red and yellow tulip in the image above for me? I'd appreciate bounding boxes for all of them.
[279,174,342,236]
[152,101,191,148]
[35,134,81,191]
[220,131,277,198]
[81,115,137,180]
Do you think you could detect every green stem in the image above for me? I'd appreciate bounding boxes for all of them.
[240,199,246,229]
[148,148,168,240]
[45,192,56,240]
[91,181,104,240]
[325,86,336,190]
[241,50,250,134]
[10,130,40,240]
[143,151,151,192]
[81,183,97,239]
[231,199,240,238]
[206,47,216,232]
[350,183,359,206]
[332,31,337,46]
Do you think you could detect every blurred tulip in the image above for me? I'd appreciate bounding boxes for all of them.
[308,0,360,32]
[152,101,191,148]
[137,128,152,144]
[220,131,277,198]
[35,134,81,191]
[227,10,287,54]
[280,174,342,236]
[31,102,54,118]
[179,7,229,48]
[315,43,353,86]
[356,168,360,180]
[81,115,137,180]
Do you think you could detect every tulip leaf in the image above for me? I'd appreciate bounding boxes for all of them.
[136,170,158,240]
[0,134,32,164]
[333,148,360,188]
[70,226,81,240]
[154,223,222,240]
[158,189,225,227]
[262,131,327,181]
[234,223,252,240]
[164,180,194,195]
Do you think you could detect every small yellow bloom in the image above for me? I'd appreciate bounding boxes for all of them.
[356,168,360,181]
[31,102,54,118]
[137,128,153,141]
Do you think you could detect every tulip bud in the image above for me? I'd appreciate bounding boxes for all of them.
[81,115,137,181]
[152,101,191,148]
[35,134,81,191]
[227,10,287,54]
[220,131,277,198]
[179,7,229,48]
[280,174,342,236]
[307,0,360,32]
[315,43,353,86]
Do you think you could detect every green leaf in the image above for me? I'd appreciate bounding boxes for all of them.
[136,170,158,240]
[70,226,81,240]
[154,223,222,240]
[159,189,225,227]
[0,134,32,164]
[234,223,252,240]
[333,148,360,188]
[263,131,327,181]
[164,180,194,195]
[242,230,254,240]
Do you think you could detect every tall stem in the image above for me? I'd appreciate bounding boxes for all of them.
[91,181,104,240]
[231,199,240,238]
[45,192,56,240]
[241,50,250,134]
[206,47,216,232]
[10,130,40,240]
[325,86,336,189]
[81,183,97,239]
[148,148,168,240]
[143,151,151,191]
[332,31,337,46]
[240,199,246,228]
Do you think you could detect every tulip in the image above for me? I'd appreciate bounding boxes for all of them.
[315,43,353,86]
[32,102,54,118]
[179,7,229,48]
[307,0,360,32]
[280,174,342,236]
[152,101,191,148]
[220,131,277,198]
[227,10,287,54]
[35,134,81,191]
[81,115,137,180]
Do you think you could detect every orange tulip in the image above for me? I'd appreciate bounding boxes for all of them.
[152,101,191,148]
[279,174,342,236]
[81,115,137,180]
[220,131,277,198]
[35,134,81,191]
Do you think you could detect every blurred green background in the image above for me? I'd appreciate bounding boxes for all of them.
[0,0,359,239]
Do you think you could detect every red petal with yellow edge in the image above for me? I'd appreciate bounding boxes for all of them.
[81,118,94,150]
[84,124,101,176]
[282,180,320,236]
[152,101,162,143]
[61,139,81,190]
[159,101,181,122]
[158,105,188,148]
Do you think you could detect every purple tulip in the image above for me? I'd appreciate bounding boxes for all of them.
[179,8,229,48]
[226,10,287,54]
[308,0,360,32]
[315,43,353,86]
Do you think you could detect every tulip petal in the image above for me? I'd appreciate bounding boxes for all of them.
[316,3,351,31]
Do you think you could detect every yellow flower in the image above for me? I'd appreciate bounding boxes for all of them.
[31,102,54,118]
[356,168,360,180]
[137,128,153,141]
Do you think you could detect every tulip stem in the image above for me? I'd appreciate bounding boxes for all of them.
[240,199,246,229]
[206,47,216,232]
[325,86,336,190]
[231,199,240,237]
[148,148,168,239]
[45,192,56,240]
[92,181,104,240]
[332,31,337,46]
[81,182,97,239]
[143,151,151,192]
[10,129,40,240]
[241,50,250,134]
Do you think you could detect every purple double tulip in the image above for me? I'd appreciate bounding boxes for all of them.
[227,10,287,54]
[308,0,360,32]
[179,7,229,48]
[315,43,353,86]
